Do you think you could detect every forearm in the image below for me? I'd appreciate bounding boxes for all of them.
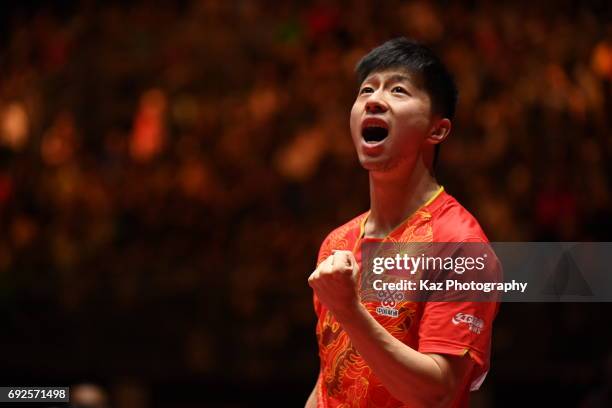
[309,250,466,406]
[334,303,453,406]
[304,378,318,408]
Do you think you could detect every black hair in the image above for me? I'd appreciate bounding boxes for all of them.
[355,37,458,168]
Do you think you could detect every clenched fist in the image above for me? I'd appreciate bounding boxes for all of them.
[308,250,361,321]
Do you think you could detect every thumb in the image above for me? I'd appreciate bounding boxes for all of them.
[346,251,357,268]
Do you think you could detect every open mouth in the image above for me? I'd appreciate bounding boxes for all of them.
[361,119,389,144]
[362,126,389,143]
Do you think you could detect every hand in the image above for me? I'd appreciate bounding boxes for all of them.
[308,250,361,322]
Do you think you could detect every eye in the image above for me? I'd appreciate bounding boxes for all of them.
[392,86,407,94]
[359,86,374,94]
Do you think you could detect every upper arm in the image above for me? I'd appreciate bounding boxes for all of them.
[417,242,500,391]
[426,352,475,396]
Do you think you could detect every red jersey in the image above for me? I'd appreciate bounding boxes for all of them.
[313,187,499,407]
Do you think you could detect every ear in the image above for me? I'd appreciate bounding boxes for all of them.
[426,118,451,145]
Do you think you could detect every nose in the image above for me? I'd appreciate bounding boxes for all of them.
[365,96,388,114]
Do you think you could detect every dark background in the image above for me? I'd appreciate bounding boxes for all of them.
[1,0,611,407]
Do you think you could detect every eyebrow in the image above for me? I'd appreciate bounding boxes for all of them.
[363,73,412,86]
[386,74,411,84]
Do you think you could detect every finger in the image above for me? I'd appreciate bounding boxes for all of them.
[319,255,334,275]
[333,250,352,269]
[331,249,350,265]
[346,251,357,268]
[331,251,340,269]
[308,269,319,287]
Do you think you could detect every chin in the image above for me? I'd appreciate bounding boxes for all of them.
[359,154,413,173]
[359,157,393,172]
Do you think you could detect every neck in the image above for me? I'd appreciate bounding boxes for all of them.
[365,157,440,238]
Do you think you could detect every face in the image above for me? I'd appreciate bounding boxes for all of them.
[349,68,438,172]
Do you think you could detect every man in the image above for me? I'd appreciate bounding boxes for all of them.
[306,38,499,407]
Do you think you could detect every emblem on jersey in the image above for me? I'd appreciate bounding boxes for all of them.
[375,290,404,318]
[452,313,484,334]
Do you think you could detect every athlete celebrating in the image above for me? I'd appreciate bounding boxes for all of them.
[306,38,499,408]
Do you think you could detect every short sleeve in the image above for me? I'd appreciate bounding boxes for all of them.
[418,300,498,389]
[417,240,501,390]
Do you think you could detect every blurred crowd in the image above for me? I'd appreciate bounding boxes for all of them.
[1,1,611,407]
